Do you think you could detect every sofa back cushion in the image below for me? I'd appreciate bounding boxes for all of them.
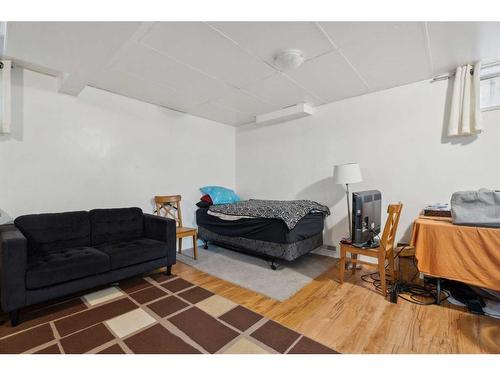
[15,211,90,255]
[89,207,143,245]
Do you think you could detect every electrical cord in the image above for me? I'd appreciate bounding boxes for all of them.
[360,245,450,305]
[359,244,496,313]
[361,270,449,305]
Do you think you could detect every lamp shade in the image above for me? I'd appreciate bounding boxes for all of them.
[333,163,362,184]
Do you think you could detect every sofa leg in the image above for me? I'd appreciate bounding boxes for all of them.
[165,265,172,276]
[10,310,20,327]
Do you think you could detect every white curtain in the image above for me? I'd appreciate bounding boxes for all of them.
[447,62,482,136]
[0,60,12,134]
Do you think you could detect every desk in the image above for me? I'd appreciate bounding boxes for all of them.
[410,217,500,297]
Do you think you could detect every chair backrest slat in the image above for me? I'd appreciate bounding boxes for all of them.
[380,203,403,254]
[154,195,183,227]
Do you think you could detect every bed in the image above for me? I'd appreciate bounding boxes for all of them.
[195,199,330,267]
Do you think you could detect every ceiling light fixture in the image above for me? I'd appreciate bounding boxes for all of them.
[273,49,305,71]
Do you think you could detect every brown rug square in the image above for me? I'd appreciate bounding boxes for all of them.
[251,320,301,353]
[178,286,214,304]
[168,307,239,353]
[129,286,166,304]
[147,295,189,318]
[161,278,194,293]
[124,324,200,354]
[60,323,114,354]
[34,344,61,354]
[149,273,176,283]
[118,277,153,293]
[288,336,338,354]
[97,344,125,354]
[0,323,54,354]
[220,305,263,332]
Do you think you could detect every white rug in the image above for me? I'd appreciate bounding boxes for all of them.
[177,245,337,301]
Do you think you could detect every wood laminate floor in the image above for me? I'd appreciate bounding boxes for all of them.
[173,259,500,354]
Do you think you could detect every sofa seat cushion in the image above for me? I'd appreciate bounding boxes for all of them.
[26,247,110,289]
[95,238,167,270]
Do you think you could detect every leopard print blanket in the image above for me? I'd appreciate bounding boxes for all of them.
[208,199,330,230]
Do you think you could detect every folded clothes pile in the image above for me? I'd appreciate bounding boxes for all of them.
[196,194,213,208]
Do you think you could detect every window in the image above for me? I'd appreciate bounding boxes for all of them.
[480,63,500,111]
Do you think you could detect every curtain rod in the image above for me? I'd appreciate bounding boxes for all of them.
[431,60,500,83]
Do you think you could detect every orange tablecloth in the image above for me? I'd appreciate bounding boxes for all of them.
[410,217,500,291]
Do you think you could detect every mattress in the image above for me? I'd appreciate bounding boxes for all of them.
[196,208,324,244]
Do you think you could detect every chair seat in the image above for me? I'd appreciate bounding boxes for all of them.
[96,237,168,270]
[26,247,110,289]
[340,243,383,257]
[176,226,197,237]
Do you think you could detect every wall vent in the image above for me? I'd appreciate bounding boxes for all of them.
[255,103,314,126]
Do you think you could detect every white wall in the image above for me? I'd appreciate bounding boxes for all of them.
[2,69,500,253]
[236,79,500,248]
[0,69,236,249]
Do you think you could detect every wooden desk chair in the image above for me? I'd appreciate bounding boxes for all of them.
[339,203,403,296]
[154,195,198,260]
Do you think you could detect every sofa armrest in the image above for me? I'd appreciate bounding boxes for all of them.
[143,214,176,265]
[0,225,28,312]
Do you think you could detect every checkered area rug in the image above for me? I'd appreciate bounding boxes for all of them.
[0,272,338,354]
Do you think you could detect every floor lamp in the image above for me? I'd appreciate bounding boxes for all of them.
[333,162,363,240]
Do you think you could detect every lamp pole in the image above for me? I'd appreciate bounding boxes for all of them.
[346,183,352,239]
[333,162,362,244]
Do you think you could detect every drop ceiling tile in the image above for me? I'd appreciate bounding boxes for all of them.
[320,22,432,90]
[208,22,333,66]
[6,22,141,74]
[190,101,254,127]
[285,51,369,102]
[89,68,201,112]
[427,22,500,74]
[139,22,276,87]
[241,73,324,108]
[214,88,279,115]
[111,42,234,104]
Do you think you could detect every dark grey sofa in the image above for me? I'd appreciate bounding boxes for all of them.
[0,207,176,326]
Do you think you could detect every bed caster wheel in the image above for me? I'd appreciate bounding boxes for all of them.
[271,264,277,271]
[203,241,208,249]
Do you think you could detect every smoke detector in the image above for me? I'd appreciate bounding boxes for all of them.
[273,49,305,71]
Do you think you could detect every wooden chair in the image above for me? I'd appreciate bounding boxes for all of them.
[154,195,198,260]
[339,203,403,296]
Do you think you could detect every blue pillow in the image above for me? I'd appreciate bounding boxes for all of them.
[200,186,241,205]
